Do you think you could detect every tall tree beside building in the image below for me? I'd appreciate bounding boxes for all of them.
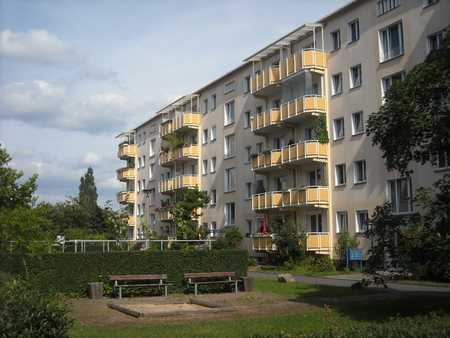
[78,167,99,214]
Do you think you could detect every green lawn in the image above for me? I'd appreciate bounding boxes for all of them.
[250,265,362,277]
[69,278,450,338]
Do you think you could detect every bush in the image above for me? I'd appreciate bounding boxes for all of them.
[0,250,248,296]
[297,255,336,273]
[212,226,243,249]
[0,280,73,338]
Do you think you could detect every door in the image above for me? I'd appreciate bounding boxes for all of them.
[310,214,323,232]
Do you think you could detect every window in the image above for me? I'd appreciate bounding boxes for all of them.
[331,73,342,96]
[149,139,156,157]
[387,178,412,213]
[224,81,235,94]
[245,146,252,164]
[348,19,360,43]
[354,160,367,183]
[211,94,216,110]
[137,157,141,169]
[224,100,235,125]
[305,128,315,140]
[331,30,341,51]
[210,157,217,173]
[333,118,345,140]
[210,125,217,142]
[210,221,217,236]
[141,203,145,216]
[150,213,156,226]
[335,164,346,186]
[202,160,208,175]
[349,64,362,89]
[356,210,369,233]
[137,180,141,192]
[225,202,236,225]
[224,134,236,157]
[142,156,146,168]
[137,203,141,216]
[256,142,263,153]
[351,111,364,135]
[246,220,253,237]
[428,30,444,53]
[210,189,217,206]
[224,167,236,192]
[244,76,251,93]
[203,98,208,114]
[142,179,146,191]
[381,72,405,97]
[379,22,404,62]
[336,211,348,233]
[435,151,449,169]
[202,129,208,144]
[423,0,439,7]
[245,182,252,199]
[376,0,400,16]
[149,164,154,180]
[244,111,251,129]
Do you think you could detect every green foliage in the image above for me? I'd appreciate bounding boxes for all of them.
[0,279,73,338]
[297,255,336,273]
[212,226,244,249]
[78,167,99,214]
[170,189,209,239]
[366,175,450,280]
[335,232,359,263]
[270,217,306,264]
[164,134,185,149]
[312,114,329,144]
[367,33,450,175]
[0,250,248,295]
[0,145,38,211]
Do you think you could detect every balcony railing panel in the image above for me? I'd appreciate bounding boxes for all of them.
[160,145,199,165]
[161,113,201,137]
[117,168,136,181]
[306,232,330,252]
[118,143,137,159]
[128,215,136,226]
[251,108,281,132]
[159,175,198,193]
[117,191,136,204]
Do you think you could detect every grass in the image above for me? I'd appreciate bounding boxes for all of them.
[69,278,450,338]
[249,265,362,277]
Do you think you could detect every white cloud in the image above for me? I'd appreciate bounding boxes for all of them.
[82,152,100,165]
[0,80,137,133]
[0,29,77,64]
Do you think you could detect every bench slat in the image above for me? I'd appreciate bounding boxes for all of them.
[109,274,167,281]
[184,272,236,279]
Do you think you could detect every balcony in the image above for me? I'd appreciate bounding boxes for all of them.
[251,49,326,97]
[280,95,326,122]
[117,167,136,182]
[160,113,202,138]
[250,108,281,135]
[306,232,330,254]
[159,175,199,193]
[128,215,136,226]
[252,186,329,211]
[251,234,276,251]
[117,191,136,204]
[160,145,199,166]
[159,208,173,222]
[118,143,137,160]
[251,141,328,172]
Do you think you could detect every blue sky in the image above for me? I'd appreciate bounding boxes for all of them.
[0,0,349,207]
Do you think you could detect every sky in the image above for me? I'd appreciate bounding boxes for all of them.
[0,0,349,208]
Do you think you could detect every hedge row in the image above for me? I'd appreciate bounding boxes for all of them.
[0,250,248,295]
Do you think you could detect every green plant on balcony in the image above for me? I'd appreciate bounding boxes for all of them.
[313,115,329,144]
[165,134,185,150]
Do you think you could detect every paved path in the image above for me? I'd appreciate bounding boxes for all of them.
[249,271,450,293]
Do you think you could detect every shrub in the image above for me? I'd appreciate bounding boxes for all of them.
[0,280,73,338]
[298,255,336,273]
[335,232,359,267]
[212,226,243,249]
[0,250,248,296]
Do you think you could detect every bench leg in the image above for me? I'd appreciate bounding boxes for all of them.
[119,286,122,299]
[164,285,168,297]
[194,283,198,296]
[234,280,238,295]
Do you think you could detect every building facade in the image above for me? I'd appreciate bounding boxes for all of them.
[116,0,449,257]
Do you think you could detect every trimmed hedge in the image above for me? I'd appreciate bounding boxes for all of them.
[0,250,248,295]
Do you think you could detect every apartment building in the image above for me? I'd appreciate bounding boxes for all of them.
[116,0,449,257]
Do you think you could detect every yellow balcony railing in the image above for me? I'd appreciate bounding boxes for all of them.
[159,209,173,221]
[251,141,328,171]
[117,191,136,204]
[252,186,329,211]
[159,175,198,193]
[118,143,137,159]
[250,108,281,132]
[280,95,326,121]
[280,49,326,79]
[160,145,199,165]
[117,167,136,181]
[251,65,280,95]
[306,232,330,253]
[128,215,136,226]
[161,113,202,137]
[251,235,276,251]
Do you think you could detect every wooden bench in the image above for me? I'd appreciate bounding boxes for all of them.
[184,272,238,296]
[109,274,171,299]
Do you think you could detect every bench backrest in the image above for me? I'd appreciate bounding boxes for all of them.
[184,272,236,279]
[109,274,167,281]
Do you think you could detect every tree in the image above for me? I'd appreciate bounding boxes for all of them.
[169,189,209,239]
[335,231,359,265]
[212,226,243,249]
[366,33,450,175]
[271,217,306,264]
[0,146,38,211]
[313,114,329,144]
[78,167,98,214]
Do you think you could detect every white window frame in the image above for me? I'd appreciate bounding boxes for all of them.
[149,139,156,157]
[348,19,360,44]
[378,21,404,63]
[244,111,251,129]
[335,164,347,186]
[210,189,217,206]
[381,71,405,98]
[202,129,208,145]
[245,182,252,199]
[224,81,235,94]
[336,211,348,233]
[245,146,252,164]
[202,159,208,175]
[331,29,341,51]
[224,134,235,158]
[225,202,236,226]
[376,0,400,16]
[244,76,251,94]
[224,100,235,126]
[224,167,236,192]
[351,111,364,135]
[333,118,345,140]
[387,177,413,214]
[331,73,343,96]
[355,210,369,233]
[353,160,367,184]
[427,30,445,54]
[211,94,216,110]
[210,157,217,173]
[149,164,154,181]
[349,64,362,89]
[210,125,217,142]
